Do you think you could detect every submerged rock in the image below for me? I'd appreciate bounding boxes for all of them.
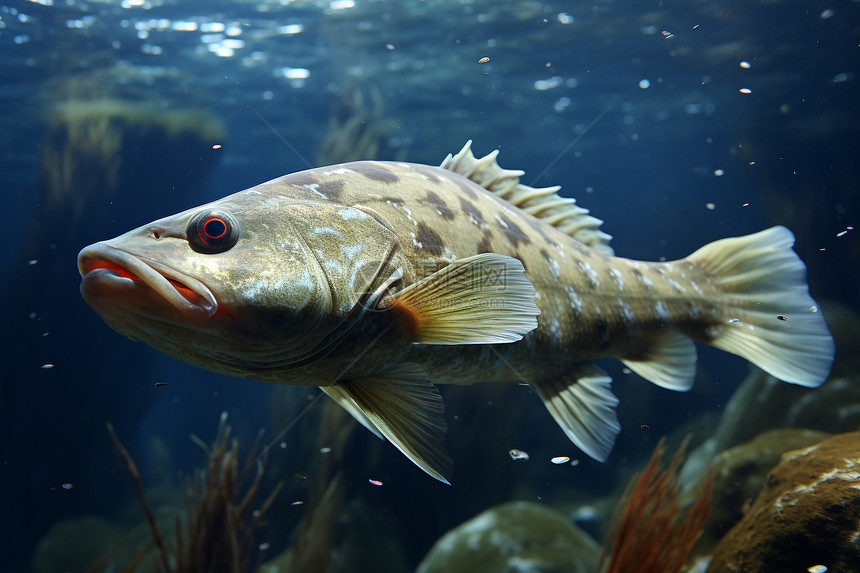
[709,430,860,572]
[687,428,830,557]
[680,368,860,490]
[417,501,600,573]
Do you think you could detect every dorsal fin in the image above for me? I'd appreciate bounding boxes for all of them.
[440,141,613,255]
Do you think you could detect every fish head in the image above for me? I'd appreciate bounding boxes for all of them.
[78,189,403,376]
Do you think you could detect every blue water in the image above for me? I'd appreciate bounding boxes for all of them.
[1,0,857,571]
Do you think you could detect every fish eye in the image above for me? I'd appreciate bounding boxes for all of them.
[187,210,239,254]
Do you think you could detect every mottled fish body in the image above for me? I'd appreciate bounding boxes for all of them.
[78,142,834,483]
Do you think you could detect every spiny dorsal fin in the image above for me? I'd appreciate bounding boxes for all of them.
[440,141,614,255]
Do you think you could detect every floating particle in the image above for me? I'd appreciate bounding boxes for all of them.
[808,566,827,573]
[319,447,331,454]
[277,24,304,35]
[558,13,574,24]
[41,363,54,369]
[820,9,834,19]
[740,61,751,69]
[290,500,303,506]
[385,43,395,50]
[570,459,580,466]
[28,259,38,266]
[810,305,818,312]
[368,479,383,486]
[153,382,168,387]
[748,161,756,166]
[836,230,847,237]
[640,424,650,430]
[551,456,570,465]
[509,449,530,461]
[706,202,716,210]
[62,483,73,490]
[777,315,788,321]
[661,30,674,39]
[622,367,632,374]
[742,202,750,207]
[639,79,650,89]
[714,169,724,176]
[258,542,271,551]
[293,473,308,479]
[739,88,752,94]
[728,317,740,324]
[212,144,222,150]
[692,24,699,30]
[280,442,287,448]
[478,56,490,63]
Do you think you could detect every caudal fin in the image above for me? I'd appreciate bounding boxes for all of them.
[687,226,834,387]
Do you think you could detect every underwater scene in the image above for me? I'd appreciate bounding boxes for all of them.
[2,0,859,571]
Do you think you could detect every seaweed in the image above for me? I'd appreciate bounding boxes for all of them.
[96,414,282,573]
[599,437,713,573]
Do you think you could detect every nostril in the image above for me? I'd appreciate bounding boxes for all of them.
[149,229,161,240]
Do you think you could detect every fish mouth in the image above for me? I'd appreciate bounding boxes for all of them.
[78,243,217,319]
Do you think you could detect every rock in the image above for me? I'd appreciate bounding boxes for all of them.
[416,501,601,573]
[680,368,860,488]
[687,428,830,557]
[32,516,123,573]
[709,430,860,572]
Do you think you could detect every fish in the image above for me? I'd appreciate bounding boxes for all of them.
[78,142,835,483]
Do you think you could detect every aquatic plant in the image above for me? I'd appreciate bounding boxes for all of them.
[96,414,282,573]
[599,438,713,573]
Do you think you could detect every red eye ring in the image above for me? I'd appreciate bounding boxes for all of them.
[188,210,239,253]
[199,216,228,243]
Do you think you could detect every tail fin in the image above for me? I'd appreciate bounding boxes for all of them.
[687,226,834,387]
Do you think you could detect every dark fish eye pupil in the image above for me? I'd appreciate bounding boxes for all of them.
[203,217,227,240]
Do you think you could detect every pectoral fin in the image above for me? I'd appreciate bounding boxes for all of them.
[533,365,621,462]
[323,363,452,484]
[383,253,540,345]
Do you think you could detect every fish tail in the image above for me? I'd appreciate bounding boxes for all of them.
[687,226,834,386]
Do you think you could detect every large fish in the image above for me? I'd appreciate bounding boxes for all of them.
[78,142,834,483]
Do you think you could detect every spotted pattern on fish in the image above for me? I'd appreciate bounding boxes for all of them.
[318,179,345,202]
[476,235,494,254]
[459,196,487,228]
[576,260,600,289]
[451,175,479,201]
[498,214,529,248]
[608,267,625,291]
[415,223,445,256]
[351,161,400,183]
[424,191,456,221]
[410,164,442,184]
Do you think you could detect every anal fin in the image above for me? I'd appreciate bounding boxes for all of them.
[621,329,697,391]
[533,365,620,462]
[322,363,452,484]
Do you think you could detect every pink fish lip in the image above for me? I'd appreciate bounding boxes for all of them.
[77,242,217,319]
